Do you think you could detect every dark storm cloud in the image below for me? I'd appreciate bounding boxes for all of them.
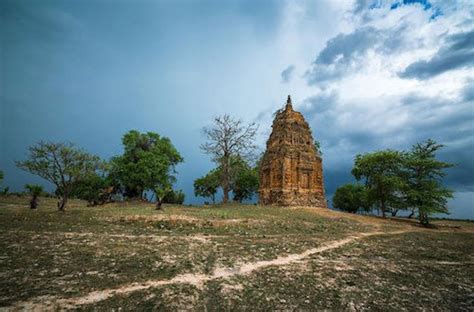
[297,88,474,197]
[281,65,295,83]
[301,91,379,150]
[305,23,417,85]
[402,95,474,191]
[441,144,474,192]
[0,0,291,205]
[306,27,381,84]
[399,30,474,80]
[302,91,338,114]
[315,27,380,65]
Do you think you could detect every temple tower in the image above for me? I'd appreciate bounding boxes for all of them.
[258,95,327,207]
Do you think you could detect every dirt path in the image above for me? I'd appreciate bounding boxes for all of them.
[4,229,413,311]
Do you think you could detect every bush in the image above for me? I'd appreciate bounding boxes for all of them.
[163,189,185,205]
[70,174,113,206]
[333,183,370,213]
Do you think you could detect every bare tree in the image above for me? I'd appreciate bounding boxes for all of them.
[200,115,258,203]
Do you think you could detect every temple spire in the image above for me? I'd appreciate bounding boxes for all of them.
[285,95,293,111]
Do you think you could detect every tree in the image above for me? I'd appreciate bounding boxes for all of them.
[16,142,102,211]
[200,115,258,203]
[232,159,259,203]
[110,130,183,199]
[404,139,454,225]
[194,169,220,204]
[351,150,406,218]
[25,184,43,209]
[332,183,370,213]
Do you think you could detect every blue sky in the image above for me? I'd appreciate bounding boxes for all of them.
[1,0,473,218]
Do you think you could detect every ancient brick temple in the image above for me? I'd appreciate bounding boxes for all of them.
[259,96,327,207]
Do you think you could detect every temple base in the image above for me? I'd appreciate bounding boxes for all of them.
[259,189,327,207]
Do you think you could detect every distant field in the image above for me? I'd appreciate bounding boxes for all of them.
[0,195,473,311]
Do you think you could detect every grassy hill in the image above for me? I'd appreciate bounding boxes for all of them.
[0,195,473,311]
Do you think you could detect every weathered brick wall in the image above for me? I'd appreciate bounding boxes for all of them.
[259,96,327,207]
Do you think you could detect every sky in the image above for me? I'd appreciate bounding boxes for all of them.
[1,0,473,219]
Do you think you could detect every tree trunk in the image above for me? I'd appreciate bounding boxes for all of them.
[30,195,38,209]
[380,200,386,218]
[419,211,429,226]
[156,198,162,210]
[58,194,68,211]
[222,154,230,204]
[408,209,415,219]
[391,209,398,217]
[222,184,229,203]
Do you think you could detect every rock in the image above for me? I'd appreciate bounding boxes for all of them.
[259,95,327,207]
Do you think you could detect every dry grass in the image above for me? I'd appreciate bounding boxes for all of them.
[0,195,472,311]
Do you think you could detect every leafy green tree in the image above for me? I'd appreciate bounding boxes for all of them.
[163,189,185,205]
[25,184,43,209]
[351,150,406,218]
[232,159,259,203]
[194,169,220,204]
[332,183,370,213]
[110,130,183,199]
[200,115,258,203]
[16,142,102,211]
[404,139,454,225]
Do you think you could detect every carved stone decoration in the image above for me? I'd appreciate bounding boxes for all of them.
[259,95,327,207]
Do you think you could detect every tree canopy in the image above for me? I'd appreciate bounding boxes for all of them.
[110,130,183,199]
[404,139,454,225]
[352,150,406,217]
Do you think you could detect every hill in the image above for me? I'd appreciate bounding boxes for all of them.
[0,195,473,311]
